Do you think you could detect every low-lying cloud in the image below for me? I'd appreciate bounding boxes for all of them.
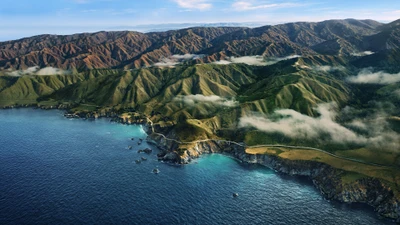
[174,94,238,107]
[351,51,374,57]
[239,103,400,151]
[240,103,365,144]
[347,69,400,84]
[213,55,300,66]
[6,66,71,76]
[313,65,345,72]
[154,54,204,67]
[213,60,232,65]
[265,55,301,65]
[231,56,266,65]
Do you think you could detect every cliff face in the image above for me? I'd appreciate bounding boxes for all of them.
[234,152,400,221]
[147,132,400,222]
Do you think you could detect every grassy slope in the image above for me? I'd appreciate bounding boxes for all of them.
[0,61,354,137]
[246,147,400,194]
[0,59,399,188]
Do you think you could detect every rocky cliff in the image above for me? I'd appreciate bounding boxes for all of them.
[234,152,400,221]
[147,131,400,222]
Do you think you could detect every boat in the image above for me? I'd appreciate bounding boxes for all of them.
[233,193,239,197]
[152,168,160,174]
[141,157,147,161]
[135,159,141,164]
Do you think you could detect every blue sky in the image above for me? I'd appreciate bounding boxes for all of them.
[0,0,399,41]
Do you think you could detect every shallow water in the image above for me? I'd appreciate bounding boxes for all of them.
[0,109,394,224]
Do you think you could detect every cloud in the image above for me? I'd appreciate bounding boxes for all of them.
[36,67,71,76]
[239,103,400,151]
[264,55,301,65]
[172,0,212,10]
[171,54,204,60]
[313,65,345,72]
[351,51,375,57]
[347,69,400,84]
[153,54,205,67]
[230,56,266,65]
[212,60,232,65]
[239,103,365,144]
[213,55,300,66]
[6,66,39,76]
[153,59,179,67]
[174,94,238,107]
[6,66,71,76]
[232,1,300,11]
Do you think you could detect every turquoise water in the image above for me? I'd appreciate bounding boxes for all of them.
[0,109,393,224]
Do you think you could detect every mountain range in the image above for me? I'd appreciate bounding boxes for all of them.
[1,18,399,144]
[1,18,400,71]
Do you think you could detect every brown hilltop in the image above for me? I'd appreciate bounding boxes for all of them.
[2,19,400,71]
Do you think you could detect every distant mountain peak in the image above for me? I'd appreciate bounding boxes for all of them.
[0,19,397,71]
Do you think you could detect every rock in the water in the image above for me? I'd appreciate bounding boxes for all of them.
[143,148,152,154]
[163,152,179,163]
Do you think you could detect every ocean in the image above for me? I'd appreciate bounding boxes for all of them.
[0,109,393,224]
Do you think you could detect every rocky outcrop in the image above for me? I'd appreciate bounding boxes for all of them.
[234,152,400,221]
[147,132,400,222]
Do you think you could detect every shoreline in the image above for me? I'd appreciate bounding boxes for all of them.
[1,106,399,223]
[146,130,400,223]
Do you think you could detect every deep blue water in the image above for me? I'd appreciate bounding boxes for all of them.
[0,109,394,224]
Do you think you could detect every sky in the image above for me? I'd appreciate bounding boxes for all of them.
[0,0,399,41]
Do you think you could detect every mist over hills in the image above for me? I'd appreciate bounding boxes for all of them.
[0,18,399,153]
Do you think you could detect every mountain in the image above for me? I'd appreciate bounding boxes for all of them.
[1,19,399,136]
[3,19,400,71]
[1,18,399,134]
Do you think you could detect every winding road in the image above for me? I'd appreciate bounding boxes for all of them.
[146,117,396,169]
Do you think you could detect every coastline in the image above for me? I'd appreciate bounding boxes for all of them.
[146,129,400,223]
[1,106,399,223]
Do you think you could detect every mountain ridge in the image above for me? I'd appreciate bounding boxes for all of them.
[1,18,398,71]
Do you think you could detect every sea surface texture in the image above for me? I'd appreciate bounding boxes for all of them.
[0,109,393,224]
